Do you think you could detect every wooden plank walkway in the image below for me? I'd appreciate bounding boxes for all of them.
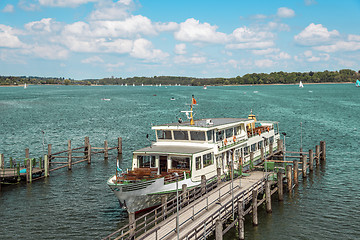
[138,171,266,240]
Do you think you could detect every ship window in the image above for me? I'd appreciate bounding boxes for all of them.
[171,157,190,169]
[225,128,234,138]
[157,130,172,140]
[190,131,206,141]
[203,153,213,168]
[216,130,224,141]
[244,146,249,156]
[251,143,257,152]
[195,156,201,170]
[235,126,241,135]
[173,131,189,140]
[207,130,213,142]
[137,155,156,168]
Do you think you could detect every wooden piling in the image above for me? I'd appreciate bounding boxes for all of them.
[252,189,258,226]
[118,137,122,156]
[250,152,254,169]
[260,146,264,161]
[293,160,298,185]
[269,142,273,156]
[277,171,284,201]
[182,184,187,206]
[47,144,52,160]
[25,148,29,159]
[302,155,307,178]
[215,219,223,240]
[309,149,314,171]
[201,175,206,195]
[217,168,221,186]
[238,201,245,240]
[320,141,326,162]
[161,195,167,219]
[286,165,292,192]
[265,180,272,213]
[87,145,91,164]
[104,140,108,161]
[315,145,320,166]
[128,212,136,237]
[0,153,3,169]
[277,139,282,152]
[68,140,72,170]
[44,155,49,177]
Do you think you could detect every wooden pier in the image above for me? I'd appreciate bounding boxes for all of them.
[102,140,326,240]
[0,137,122,190]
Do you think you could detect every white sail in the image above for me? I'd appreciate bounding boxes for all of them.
[299,81,304,88]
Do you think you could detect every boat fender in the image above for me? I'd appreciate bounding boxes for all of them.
[258,129,261,135]
[224,138,228,146]
[233,135,236,142]
[267,127,270,132]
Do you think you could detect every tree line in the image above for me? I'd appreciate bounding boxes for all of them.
[1,69,359,86]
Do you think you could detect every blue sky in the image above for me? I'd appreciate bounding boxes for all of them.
[0,0,359,79]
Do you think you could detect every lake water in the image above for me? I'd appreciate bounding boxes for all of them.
[0,84,359,239]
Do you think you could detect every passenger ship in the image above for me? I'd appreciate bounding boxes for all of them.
[107,96,280,213]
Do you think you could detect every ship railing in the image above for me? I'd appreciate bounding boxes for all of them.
[102,174,219,240]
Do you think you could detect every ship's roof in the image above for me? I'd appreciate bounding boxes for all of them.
[153,118,251,129]
[134,145,212,155]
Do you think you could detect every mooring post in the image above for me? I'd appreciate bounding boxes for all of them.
[277,171,284,201]
[25,148,29,159]
[269,142,273,156]
[117,137,122,156]
[0,153,3,169]
[260,146,264,161]
[302,155,307,178]
[252,189,258,226]
[44,155,49,177]
[161,195,167,219]
[238,201,245,240]
[277,139,282,152]
[68,140,72,170]
[293,160,298,185]
[182,184,187,207]
[104,140,108,161]
[201,175,206,195]
[87,145,91,164]
[84,136,89,160]
[215,219,223,240]
[315,145,320,166]
[265,180,272,213]
[47,144,52,161]
[250,152,254,170]
[309,149,314,171]
[217,167,221,186]
[27,158,32,183]
[320,141,326,162]
[128,211,136,237]
[286,165,292,192]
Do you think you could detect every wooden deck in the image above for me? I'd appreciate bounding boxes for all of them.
[138,171,267,240]
[0,168,43,180]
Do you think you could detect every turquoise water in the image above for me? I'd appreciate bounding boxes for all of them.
[0,84,359,239]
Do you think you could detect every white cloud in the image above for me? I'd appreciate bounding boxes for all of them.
[267,22,290,31]
[106,61,125,71]
[174,43,186,55]
[348,34,360,41]
[174,55,206,64]
[231,26,274,42]
[18,0,39,11]
[22,44,69,60]
[89,0,131,20]
[277,7,295,18]
[254,59,274,68]
[313,41,360,53]
[39,0,97,8]
[307,56,321,62]
[155,22,178,32]
[304,50,312,57]
[227,59,239,68]
[226,41,274,50]
[130,38,169,61]
[25,18,63,34]
[3,4,14,13]
[294,23,339,46]
[305,0,317,6]
[81,56,104,64]
[273,52,291,60]
[252,48,279,55]
[0,25,25,48]
[174,18,227,43]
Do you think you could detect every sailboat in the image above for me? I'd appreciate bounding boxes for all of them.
[24,83,27,89]
[299,81,304,88]
[356,80,360,87]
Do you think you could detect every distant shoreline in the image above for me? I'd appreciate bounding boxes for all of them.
[0,82,354,87]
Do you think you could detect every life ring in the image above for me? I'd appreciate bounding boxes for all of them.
[224,138,228,145]
[258,129,261,135]
[233,135,236,142]
[267,127,270,132]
